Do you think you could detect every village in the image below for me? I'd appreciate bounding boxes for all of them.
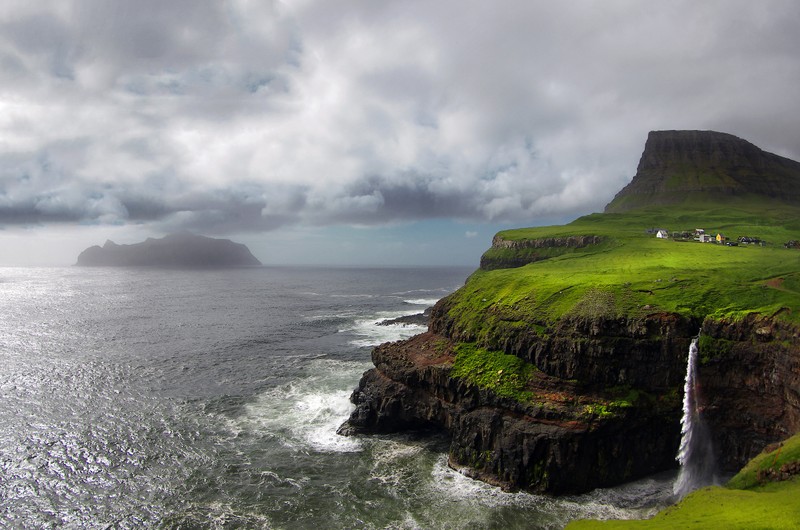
[646,227,765,247]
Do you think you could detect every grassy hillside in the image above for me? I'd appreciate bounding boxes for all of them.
[443,203,800,346]
[566,432,800,529]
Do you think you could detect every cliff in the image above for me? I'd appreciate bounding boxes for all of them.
[76,233,262,268]
[340,130,800,495]
[480,234,604,271]
[341,330,683,494]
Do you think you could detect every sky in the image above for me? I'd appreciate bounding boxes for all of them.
[1,1,799,267]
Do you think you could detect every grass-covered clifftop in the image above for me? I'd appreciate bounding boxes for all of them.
[442,202,800,350]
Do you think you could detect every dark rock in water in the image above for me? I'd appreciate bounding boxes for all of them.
[377,307,432,327]
[605,130,800,213]
[76,233,261,268]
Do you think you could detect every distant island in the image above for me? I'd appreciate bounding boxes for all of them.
[76,233,262,268]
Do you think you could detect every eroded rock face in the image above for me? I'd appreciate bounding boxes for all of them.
[489,235,604,250]
[340,312,800,494]
[430,299,702,391]
[699,315,800,471]
[339,333,682,494]
[480,235,604,271]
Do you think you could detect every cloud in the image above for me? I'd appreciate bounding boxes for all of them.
[1,0,799,235]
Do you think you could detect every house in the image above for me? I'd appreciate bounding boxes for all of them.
[716,233,727,243]
[697,233,714,243]
[738,236,762,245]
[656,229,669,239]
[694,229,710,242]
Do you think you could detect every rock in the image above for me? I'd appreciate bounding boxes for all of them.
[76,233,262,268]
[342,311,800,494]
[339,332,681,494]
[698,316,800,471]
[430,299,701,392]
[480,235,604,271]
[377,307,432,327]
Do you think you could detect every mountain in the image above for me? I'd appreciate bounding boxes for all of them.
[339,130,800,497]
[76,233,262,268]
[605,130,800,213]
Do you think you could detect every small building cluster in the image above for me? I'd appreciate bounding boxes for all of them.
[647,227,767,247]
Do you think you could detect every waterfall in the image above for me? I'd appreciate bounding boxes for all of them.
[673,336,716,498]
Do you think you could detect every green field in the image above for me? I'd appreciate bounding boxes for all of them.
[443,202,800,346]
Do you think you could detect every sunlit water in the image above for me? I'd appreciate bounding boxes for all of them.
[0,266,676,528]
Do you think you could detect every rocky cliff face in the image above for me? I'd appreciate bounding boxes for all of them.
[340,331,681,494]
[480,235,604,271]
[699,315,800,471]
[605,130,800,213]
[76,233,262,268]
[341,305,800,494]
[431,301,700,391]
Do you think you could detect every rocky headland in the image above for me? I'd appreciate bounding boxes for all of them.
[339,130,800,495]
[76,233,262,268]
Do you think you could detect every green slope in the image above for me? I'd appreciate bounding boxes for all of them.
[443,203,800,349]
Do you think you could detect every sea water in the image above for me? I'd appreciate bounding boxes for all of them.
[0,266,676,529]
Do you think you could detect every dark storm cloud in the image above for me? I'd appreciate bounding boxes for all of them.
[0,0,799,235]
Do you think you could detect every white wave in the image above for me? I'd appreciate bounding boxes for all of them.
[341,312,427,348]
[302,309,359,322]
[427,455,673,524]
[236,359,368,453]
[403,298,440,306]
[392,288,449,296]
[368,438,426,488]
[429,454,527,504]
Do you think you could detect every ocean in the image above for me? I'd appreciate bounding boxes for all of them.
[0,266,675,529]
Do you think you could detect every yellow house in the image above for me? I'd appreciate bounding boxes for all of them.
[716,233,727,243]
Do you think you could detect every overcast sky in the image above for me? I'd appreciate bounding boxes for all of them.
[1,0,799,266]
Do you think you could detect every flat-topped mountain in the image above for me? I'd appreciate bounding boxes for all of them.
[605,130,800,213]
[76,233,262,268]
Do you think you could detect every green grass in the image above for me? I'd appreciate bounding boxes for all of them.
[451,342,537,402]
[566,433,800,529]
[727,432,800,490]
[442,204,800,349]
[567,480,800,529]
